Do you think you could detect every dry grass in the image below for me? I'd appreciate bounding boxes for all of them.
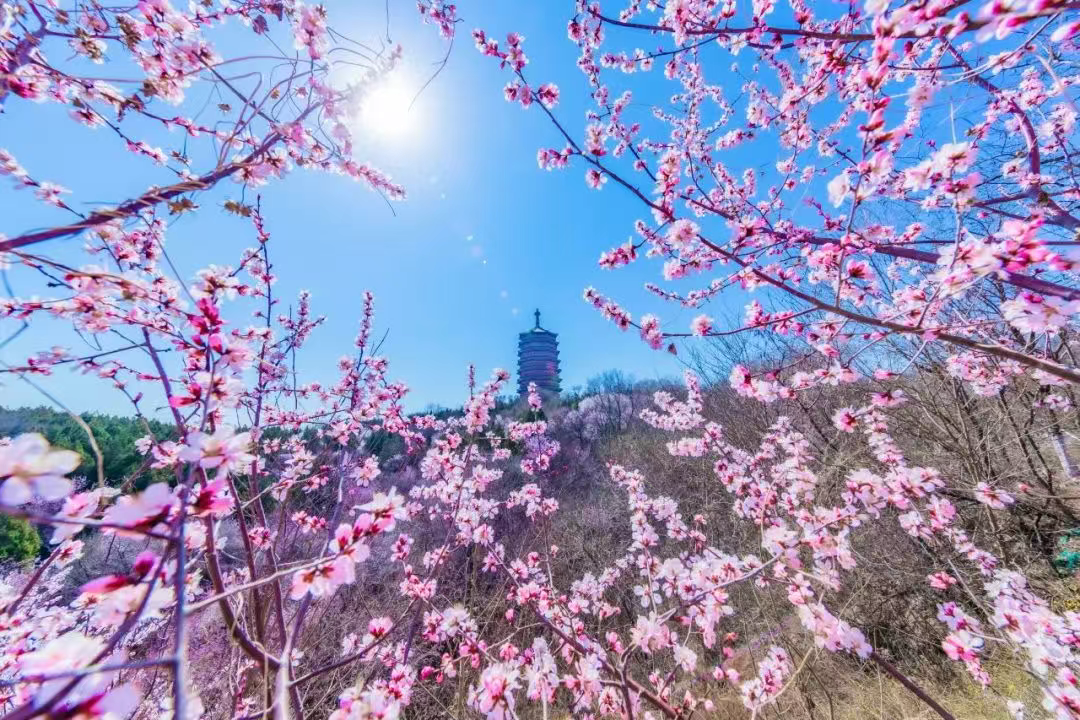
[695,654,1046,720]
[829,661,1042,720]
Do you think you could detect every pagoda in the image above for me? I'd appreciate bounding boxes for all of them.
[517,309,561,396]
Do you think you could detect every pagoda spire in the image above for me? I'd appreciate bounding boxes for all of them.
[534,308,541,329]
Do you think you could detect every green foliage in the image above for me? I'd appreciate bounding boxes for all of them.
[1056,529,1080,574]
[0,515,42,563]
[0,406,175,487]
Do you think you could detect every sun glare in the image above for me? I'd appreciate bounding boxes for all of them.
[360,75,417,138]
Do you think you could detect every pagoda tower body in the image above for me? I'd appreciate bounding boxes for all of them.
[517,310,561,396]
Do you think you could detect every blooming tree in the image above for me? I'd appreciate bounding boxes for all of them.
[470,0,1080,718]
[2,1,1080,720]
[477,1,1080,384]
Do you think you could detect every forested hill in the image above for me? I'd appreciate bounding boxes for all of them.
[0,406,174,484]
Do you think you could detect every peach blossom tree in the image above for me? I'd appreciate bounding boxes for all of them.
[2,1,1080,720]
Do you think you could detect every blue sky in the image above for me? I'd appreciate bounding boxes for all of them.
[0,2,706,415]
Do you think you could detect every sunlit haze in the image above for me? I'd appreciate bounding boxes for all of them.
[359,73,418,139]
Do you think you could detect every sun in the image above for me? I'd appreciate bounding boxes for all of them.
[360,74,417,138]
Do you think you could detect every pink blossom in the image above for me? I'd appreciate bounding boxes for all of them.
[690,314,713,336]
[1002,293,1080,333]
[189,474,234,517]
[974,482,1015,510]
[19,631,104,675]
[469,663,520,720]
[0,433,80,506]
[638,314,663,349]
[832,408,858,433]
[827,173,851,207]
[356,489,408,534]
[292,3,328,59]
[942,630,984,662]
[290,554,357,599]
[631,613,672,653]
[51,489,109,543]
[536,83,559,108]
[526,382,542,411]
[102,483,178,535]
[179,427,254,476]
[741,646,792,710]
[928,572,958,590]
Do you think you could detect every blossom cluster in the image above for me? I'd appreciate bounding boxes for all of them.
[3,1,1080,719]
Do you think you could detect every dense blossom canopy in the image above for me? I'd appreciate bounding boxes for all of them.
[2,1,1080,720]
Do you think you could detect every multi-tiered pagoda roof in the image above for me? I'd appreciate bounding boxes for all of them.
[517,309,561,396]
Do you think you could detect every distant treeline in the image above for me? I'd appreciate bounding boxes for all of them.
[0,407,177,562]
[0,406,175,486]
[0,399,510,563]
